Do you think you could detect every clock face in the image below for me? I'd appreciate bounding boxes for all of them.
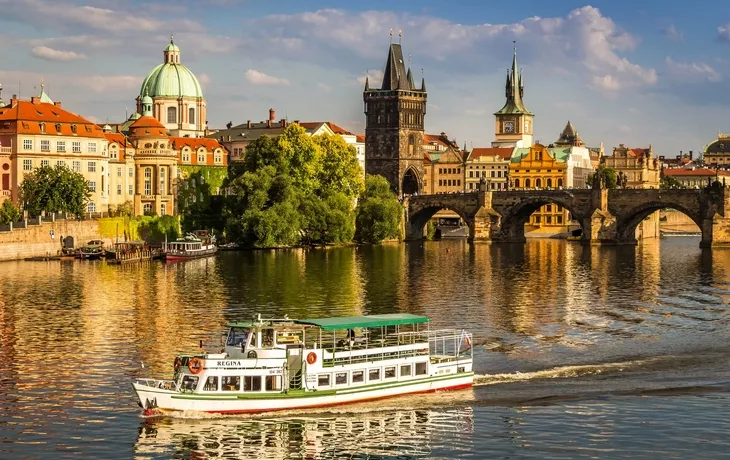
[504,121,514,133]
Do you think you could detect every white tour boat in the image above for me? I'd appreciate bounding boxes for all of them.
[162,231,217,262]
[132,313,474,415]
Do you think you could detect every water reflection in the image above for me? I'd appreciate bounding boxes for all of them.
[135,406,475,459]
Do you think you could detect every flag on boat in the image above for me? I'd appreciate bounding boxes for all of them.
[460,330,471,347]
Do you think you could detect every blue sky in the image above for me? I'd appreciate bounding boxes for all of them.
[2,0,730,157]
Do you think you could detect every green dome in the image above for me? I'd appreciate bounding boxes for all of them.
[139,63,203,99]
[142,94,153,105]
[164,43,180,52]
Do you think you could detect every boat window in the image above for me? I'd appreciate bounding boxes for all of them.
[222,376,240,391]
[244,375,261,391]
[384,367,396,379]
[335,372,347,385]
[250,331,259,348]
[352,370,364,383]
[369,369,380,381]
[203,376,219,392]
[318,374,330,387]
[226,328,248,347]
[400,365,412,377]
[415,362,428,376]
[181,375,199,391]
[265,375,282,391]
[276,330,302,345]
[262,329,274,347]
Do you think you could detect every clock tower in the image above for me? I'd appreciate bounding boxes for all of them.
[492,46,534,148]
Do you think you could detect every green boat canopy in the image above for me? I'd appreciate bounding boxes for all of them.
[296,313,430,331]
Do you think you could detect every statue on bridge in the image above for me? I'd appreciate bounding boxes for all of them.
[591,171,605,190]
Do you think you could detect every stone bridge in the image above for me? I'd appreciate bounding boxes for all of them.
[404,186,730,247]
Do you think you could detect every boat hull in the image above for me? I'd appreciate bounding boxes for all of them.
[133,372,473,415]
[162,248,217,262]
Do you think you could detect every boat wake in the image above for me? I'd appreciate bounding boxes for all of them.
[473,357,661,386]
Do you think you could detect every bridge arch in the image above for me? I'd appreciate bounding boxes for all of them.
[616,201,703,243]
[406,195,480,240]
[494,196,589,243]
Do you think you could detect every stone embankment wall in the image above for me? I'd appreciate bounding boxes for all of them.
[0,219,115,261]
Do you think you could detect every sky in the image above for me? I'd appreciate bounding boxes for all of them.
[1,0,730,157]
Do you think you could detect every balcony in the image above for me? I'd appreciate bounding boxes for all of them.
[1,190,10,196]
[0,147,11,154]
[136,148,175,157]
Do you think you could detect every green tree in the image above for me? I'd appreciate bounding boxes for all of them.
[225,124,364,248]
[660,175,683,189]
[586,165,618,189]
[0,200,21,225]
[355,175,403,243]
[20,165,91,217]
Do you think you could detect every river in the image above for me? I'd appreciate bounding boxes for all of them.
[1,237,729,459]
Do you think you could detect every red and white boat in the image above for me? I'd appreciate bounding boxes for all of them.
[161,231,217,262]
[132,313,474,416]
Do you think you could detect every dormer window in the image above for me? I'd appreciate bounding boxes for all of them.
[71,124,77,134]
[55,123,61,132]
[39,122,46,133]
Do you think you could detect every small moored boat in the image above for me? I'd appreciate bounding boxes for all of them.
[132,313,473,415]
[78,240,105,260]
[162,231,216,262]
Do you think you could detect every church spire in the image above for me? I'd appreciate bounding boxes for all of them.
[495,43,532,116]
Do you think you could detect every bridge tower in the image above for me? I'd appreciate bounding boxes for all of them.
[492,45,534,148]
[364,37,427,197]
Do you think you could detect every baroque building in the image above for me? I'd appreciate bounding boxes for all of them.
[492,47,534,148]
[137,37,207,138]
[464,147,512,191]
[703,134,730,167]
[364,39,427,196]
[422,133,464,194]
[603,144,660,188]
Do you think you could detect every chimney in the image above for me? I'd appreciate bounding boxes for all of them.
[31,96,40,104]
[269,108,275,123]
[247,120,251,129]
[54,101,62,108]
[280,119,286,128]
[689,150,693,160]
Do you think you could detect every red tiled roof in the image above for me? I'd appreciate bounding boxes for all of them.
[663,168,730,177]
[355,134,365,143]
[629,148,650,157]
[129,116,165,129]
[423,152,432,164]
[324,122,353,135]
[0,99,105,138]
[171,136,228,166]
[469,147,512,161]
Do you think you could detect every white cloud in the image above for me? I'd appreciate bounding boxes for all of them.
[357,70,383,88]
[717,22,730,42]
[244,69,290,86]
[661,24,683,42]
[31,46,87,61]
[666,57,721,82]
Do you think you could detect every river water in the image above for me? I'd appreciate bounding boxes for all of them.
[1,237,730,459]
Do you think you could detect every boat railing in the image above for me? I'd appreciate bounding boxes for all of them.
[136,378,179,392]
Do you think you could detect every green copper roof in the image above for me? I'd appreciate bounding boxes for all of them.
[140,62,203,99]
[39,86,53,104]
[548,147,570,162]
[296,313,430,331]
[495,48,533,116]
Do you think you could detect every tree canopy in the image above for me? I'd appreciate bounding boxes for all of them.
[224,124,364,247]
[20,165,91,216]
[355,175,403,243]
[586,165,618,189]
[660,175,683,189]
[0,200,21,225]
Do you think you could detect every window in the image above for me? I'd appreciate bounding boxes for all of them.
[335,373,347,385]
[41,160,49,167]
[203,376,218,392]
[514,178,520,188]
[384,367,396,379]
[535,178,542,188]
[23,139,32,150]
[110,151,117,160]
[129,167,133,178]
[557,178,564,188]
[318,374,331,387]
[72,161,81,172]
[546,205,552,212]
[87,202,96,213]
[556,216,563,224]
[215,153,222,164]
[167,106,177,123]
[546,216,552,224]
[129,184,133,195]
[88,162,96,172]
[189,107,195,124]
[415,362,427,376]
[144,168,152,195]
[57,141,65,152]
[40,140,50,152]
[198,152,205,163]
[89,181,96,192]
[23,159,32,171]
[39,122,46,133]
[88,143,97,153]
[117,167,122,177]
[222,376,240,392]
[159,167,166,195]
[72,141,81,153]
[143,203,152,214]
[181,375,199,391]
[56,161,64,167]
[70,124,77,134]
[525,178,531,188]
[352,370,364,383]
[369,369,380,381]
[182,152,190,163]
[117,184,122,195]
[400,365,411,377]
[244,376,261,391]
[547,178,553,188]
[160,203,166,216]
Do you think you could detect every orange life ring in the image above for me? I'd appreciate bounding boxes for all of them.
[173,357,182,371]
[306,352,317,365]
[188,357,203,374]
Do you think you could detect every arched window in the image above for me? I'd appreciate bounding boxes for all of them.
[525,178,531,188]
[144,167,152,195]
[143,203,153,214]
[159,167,166,195]
[557,178,564,188]
[167,107,177,123]
[535,178,542,188]
[547,178,552,188]
[514,178,520,188]
[189,108,195,124]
